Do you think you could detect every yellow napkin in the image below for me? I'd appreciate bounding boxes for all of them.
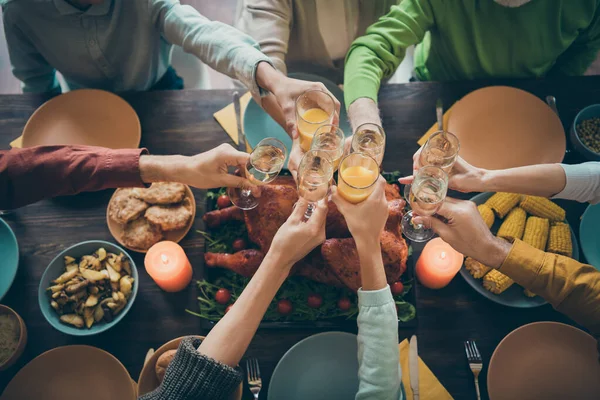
[213,91,252,152]
[10,135,23,148]
[417,104,455,146]
[399,339,453,400]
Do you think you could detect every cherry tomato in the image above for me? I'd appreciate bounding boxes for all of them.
[277,299,293,315]
[225,304,234,314]
[337,297,351,311]
[391,281,405,296]
[232,238,247,252]
[217,195,232,209]
[307,293,323,309]
[215,288,231,305]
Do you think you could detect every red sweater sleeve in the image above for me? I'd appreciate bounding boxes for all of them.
[0,145,148,209]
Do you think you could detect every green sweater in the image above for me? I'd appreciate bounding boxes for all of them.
[344,0,600,107]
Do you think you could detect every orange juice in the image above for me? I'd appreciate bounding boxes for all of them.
[338,165,378,203]
[298,108,331,152]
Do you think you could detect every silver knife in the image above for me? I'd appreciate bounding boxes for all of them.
[409,335,420,400]
[233,91,246,152]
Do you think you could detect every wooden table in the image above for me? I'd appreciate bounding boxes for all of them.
[0,76,597,399]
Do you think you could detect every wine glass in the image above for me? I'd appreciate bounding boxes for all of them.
[402,166,448,242]
[419,130,460,172]
[227,138,287,210]
[310,124,345,171]
[297,150,334,219]
[351,123,386,166]
[337,152,379,204]
[296,90,336,152]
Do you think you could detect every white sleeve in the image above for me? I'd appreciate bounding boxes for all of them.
[553,162,600,204]
[355,286,403,400]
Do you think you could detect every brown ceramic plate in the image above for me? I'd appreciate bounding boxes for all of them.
[0,305,27,371]
[138,335,242,400]
[106,185,196,253]
[488,322,600,400]
[22,89,140,149]
[447,86,565,170]
[2,345,135,400]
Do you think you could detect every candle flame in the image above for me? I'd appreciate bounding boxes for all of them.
[441,251,447,259]
[161,254,169,264]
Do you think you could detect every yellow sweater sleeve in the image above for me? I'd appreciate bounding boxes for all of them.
[499,239,600,339]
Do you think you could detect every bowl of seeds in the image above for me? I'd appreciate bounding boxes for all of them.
[571,104,600,161]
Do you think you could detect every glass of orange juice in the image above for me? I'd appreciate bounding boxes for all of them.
[310,124,345,171]
[337,153,379,204]
[296,90,336,152]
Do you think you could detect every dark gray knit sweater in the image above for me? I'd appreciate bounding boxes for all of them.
[140,337,243,400]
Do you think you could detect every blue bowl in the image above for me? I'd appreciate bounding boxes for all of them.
[570,104,600,161]
[580,203,600,270]
[38,241,138,336]
[0,218,19,301]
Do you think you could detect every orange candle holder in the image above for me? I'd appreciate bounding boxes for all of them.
[145,241,193,292]
[415,238,464,289]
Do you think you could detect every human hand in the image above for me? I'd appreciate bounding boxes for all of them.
[268,199,327,267]
[287,137,304,182]
[331,176,388,245]
[399,155,486,193]
[180,144,252,189]
[413,198,512,268]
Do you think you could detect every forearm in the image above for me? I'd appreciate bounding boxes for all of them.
[0,146,145,209]
[355,238,388,291]
[348,98,382,133]
[481,164,567,198]
[139,154,187,184]
[198,251,291,366]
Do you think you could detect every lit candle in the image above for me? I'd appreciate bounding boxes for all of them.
[415,238,464,289]
[145,241,193,292]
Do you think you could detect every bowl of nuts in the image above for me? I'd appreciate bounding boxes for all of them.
[571,104,600,161]
[38,241,138,336]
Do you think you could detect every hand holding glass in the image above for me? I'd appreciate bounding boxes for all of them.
[296,90,336,152]
[310,124,345,171]
[351,123,386,166]
[419,130,460,172]
[228,138,287,210]
[297,150,334,219]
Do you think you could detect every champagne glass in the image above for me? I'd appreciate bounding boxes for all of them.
[310,124,345,171]
[419,130,460,172]
[296,90,336,152]
[337,152,379,204]
[351,123,386,166]
[297,150,334,219]
[402,166,448,242]
[227,138,287,210]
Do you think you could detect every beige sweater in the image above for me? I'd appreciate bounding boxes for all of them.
[235,0,398,84]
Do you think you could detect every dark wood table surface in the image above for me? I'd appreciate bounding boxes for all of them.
[0,76,597,399]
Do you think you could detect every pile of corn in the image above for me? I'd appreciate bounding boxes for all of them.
[470,193,572,296]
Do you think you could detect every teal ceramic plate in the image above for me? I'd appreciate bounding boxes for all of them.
[459,193,579,308]
[268,332,359,400]
[580,203,600,270]
[244,73,351,168]
[38,240,138,336]
[0,218,19,301]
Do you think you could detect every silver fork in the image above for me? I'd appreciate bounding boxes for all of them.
[246,358,262,399]
[464,340,483,400]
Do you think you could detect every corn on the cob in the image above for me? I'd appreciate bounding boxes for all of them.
[547,222,573,257]
[485,192,522,218]
[465,257,492,279]
[477,204,495,229]
[520,196,566,222]
[522,216,550,250]
[497,207,526,240]
[483,269,514,294]
[523,289,537,297]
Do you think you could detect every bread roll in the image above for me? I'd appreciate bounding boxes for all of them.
[155,349,177,383]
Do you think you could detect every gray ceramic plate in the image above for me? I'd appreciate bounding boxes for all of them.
[268,332,359,400]
[244,73,351,168]
[459,192,579,308]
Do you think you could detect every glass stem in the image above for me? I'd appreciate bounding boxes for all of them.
[304,202,315,220]
[241,188,252,198]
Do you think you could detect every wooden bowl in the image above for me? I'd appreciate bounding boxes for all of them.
[137,336,243,400]
[107,185,196,253]
[2,345,136,400]
[447,86,565,170]
[0,305,27,371]
[22,89,140,149]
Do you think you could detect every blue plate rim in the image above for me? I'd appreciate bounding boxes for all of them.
[0,217,19,302]
[268,331,358,400]
[579,203,600,269]
[459,192,580,309]
[37,240,138,337]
